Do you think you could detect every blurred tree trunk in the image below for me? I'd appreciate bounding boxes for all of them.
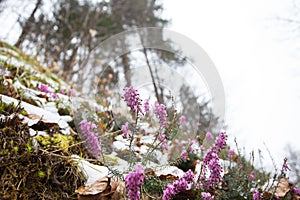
[0,0,6,13]
[142,47,164,104]
[121,54,131,87]
[15,0,42,48]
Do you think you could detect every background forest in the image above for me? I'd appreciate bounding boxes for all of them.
[0,0,300,199]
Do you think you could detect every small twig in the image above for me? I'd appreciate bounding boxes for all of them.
[51,140,86,153]
[39,149,71,160]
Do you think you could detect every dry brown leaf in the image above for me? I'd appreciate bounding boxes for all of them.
[36,93,49,99]
[1,78,18,98]
[98,180,123,199]
[262,191,273,199]
[27,113,42,120]
[275,178,291,197]
[76,176,109,195]
[159,174,179,181]
[111,181,126,200]
[76,177,127,200]
[134,134,143,147]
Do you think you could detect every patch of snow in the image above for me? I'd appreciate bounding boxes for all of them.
[44,102,58,113]
[154,165,185,178]
[140,135,155,144]
[60,128,70,135]
[29,128,48,137]
[71,155,109,186]
[113,140,129,151]
[1,94,70,129]
[139,122,157,133]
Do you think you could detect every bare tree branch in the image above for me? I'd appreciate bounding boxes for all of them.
[15,0,42,48]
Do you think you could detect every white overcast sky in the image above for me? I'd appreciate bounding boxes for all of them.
[163,0,300,166]
[1,0,300,167]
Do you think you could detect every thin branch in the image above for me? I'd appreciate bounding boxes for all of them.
[15,0,42,48]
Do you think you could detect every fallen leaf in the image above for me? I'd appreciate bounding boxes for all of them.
[76,176,109,195]
[76,178,126,200]
[111,181,126,200]
[27,113,42,120]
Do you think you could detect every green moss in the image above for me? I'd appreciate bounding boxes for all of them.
[38,170,46,178]
[0,99,85,199]
[35,134,74,151]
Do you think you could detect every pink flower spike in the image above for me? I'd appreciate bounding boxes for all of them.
[180,150,188,161]
[39,83,50,93]
[253,189,263,200]
[201,192,214,200]
[158,134,165,142]
[215,132,227,151]
[249,171,255,180]
[161,140,169,151]
[144,99,149,114]
[179,115,186,126]
[61,90,67,95]
[51,93,58,99]
[79,119,102,160]
[228,149,234,158]
[125,165,146,200]
[189,145,195,153]
[282,158,290,172]
[206,132,213,141]
[122,86,144,114]
[154,101,167,127]
[121,122,131,138]
[162,170,195,200]
[69,89,76,96]
[293,187,300,195]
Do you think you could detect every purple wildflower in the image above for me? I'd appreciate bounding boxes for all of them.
[228,149,234,158]
[179,115,186,126]
[69,89,76,96]
[200,132,227,189]
[39,83,50,93]
[162,170,195,200]
[154,102,167,127]
[189,145,195,153]
[143,99,149,114]
[282,158,290,172]
[293,187,300,195]
[253,189,263,200]
[125,165,146,200]
[158,134,165,142]
[206,132,213,141]
[161,140,169,151]
[201,148,223,189]
[122,86,144,114]
[158,134,168,150]
[51,92,58,99]
[79,119,102,160]
[201,192,214,200]
[180,150,188,161]
[249,171,255,180]
[215,132,227,151]
[121,122,131,138]
[61,90,67,95]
